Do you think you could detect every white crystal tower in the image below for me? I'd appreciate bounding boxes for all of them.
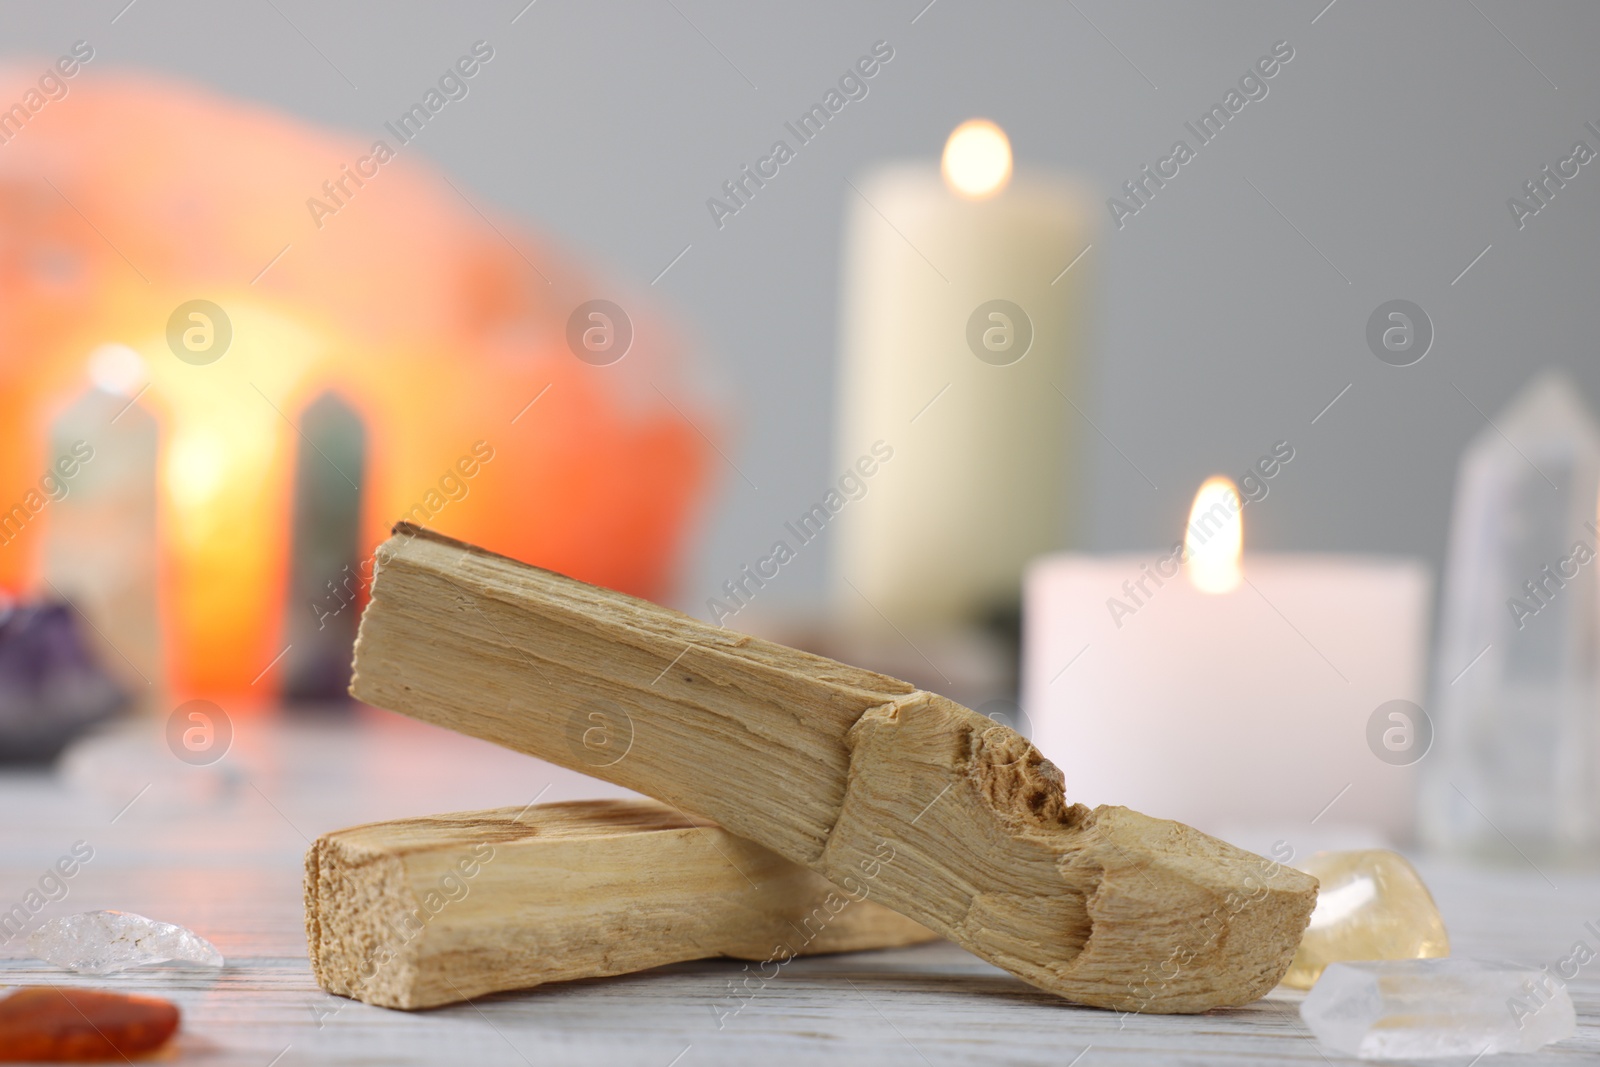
[44,360,162,703]
[1302,959,1575,1058]
[1422,370,1600,861]
[28,910,224,974]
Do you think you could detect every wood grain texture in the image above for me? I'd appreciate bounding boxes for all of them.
[349,524,1317,1012]
[3,716,1596,1066]
[305,799,934,1009]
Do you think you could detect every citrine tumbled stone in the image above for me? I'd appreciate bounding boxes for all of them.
[0,987,179,1061]
[1282,849,1449,990]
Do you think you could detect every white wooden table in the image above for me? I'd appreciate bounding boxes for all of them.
[3,709,1596,1065]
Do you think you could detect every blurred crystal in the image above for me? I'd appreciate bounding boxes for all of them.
[1301,959,1575,1058]
[28,910,223,975]
[0,599,129,763]
[1423,369,1600,861]
[1282,850,1449,990]
[281,391,366,705]
[44,384,162,700]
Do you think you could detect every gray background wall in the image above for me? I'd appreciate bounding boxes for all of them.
[7,1,1599,617]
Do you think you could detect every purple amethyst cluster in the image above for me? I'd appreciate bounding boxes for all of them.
[0,599,129,763]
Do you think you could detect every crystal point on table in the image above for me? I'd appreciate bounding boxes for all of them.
[1282,849,1449,990]
[1423,369,1600,859]
[1301,959,1575,1059]
[0,986,179,1061]
[28,909,223,975]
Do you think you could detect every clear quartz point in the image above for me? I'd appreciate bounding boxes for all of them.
[1423,369,1600,861]
[1301,959,1576,1059]
[27,910,224,975]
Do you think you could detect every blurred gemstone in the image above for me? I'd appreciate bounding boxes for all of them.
[28,910,223,975]
[1282,849,1449,990]
[0,599,129,763]
[0,986,179,1061]
[1302,959,1575,1058]
[1423,369,1600,859]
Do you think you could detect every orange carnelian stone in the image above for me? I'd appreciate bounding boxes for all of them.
[0,987,179,1061]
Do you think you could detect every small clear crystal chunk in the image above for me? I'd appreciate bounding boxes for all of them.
[28,910,224,975]
[1281,849,1449,990]
[1301,959,1575,1059]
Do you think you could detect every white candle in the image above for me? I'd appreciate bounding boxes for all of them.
[1023,477,1431,844]
[833,121,1091,627]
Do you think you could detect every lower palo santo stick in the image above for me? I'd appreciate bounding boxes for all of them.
[350,524,1318,1013]
[305,799,934,1009]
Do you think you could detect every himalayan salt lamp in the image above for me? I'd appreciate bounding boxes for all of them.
[0,71,713,701]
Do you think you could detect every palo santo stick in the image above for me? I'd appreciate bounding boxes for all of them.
[350,523,1317,1013]
[305,799,934,1009]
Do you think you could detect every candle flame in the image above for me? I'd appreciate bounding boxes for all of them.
[942,119,1012,199]
[1185,476,1243,593]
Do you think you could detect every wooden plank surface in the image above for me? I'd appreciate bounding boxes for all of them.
[1,709,1597,1065]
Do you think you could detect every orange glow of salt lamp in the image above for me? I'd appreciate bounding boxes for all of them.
[0,70,715,700]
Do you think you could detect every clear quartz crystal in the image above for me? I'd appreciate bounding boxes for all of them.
[1423,370,1600,861]
[28,910,224,975]
[44,385,162,699]
[1301,959,1575,1059]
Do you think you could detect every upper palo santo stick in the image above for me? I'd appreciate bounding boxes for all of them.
[349,523,1316,1013]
